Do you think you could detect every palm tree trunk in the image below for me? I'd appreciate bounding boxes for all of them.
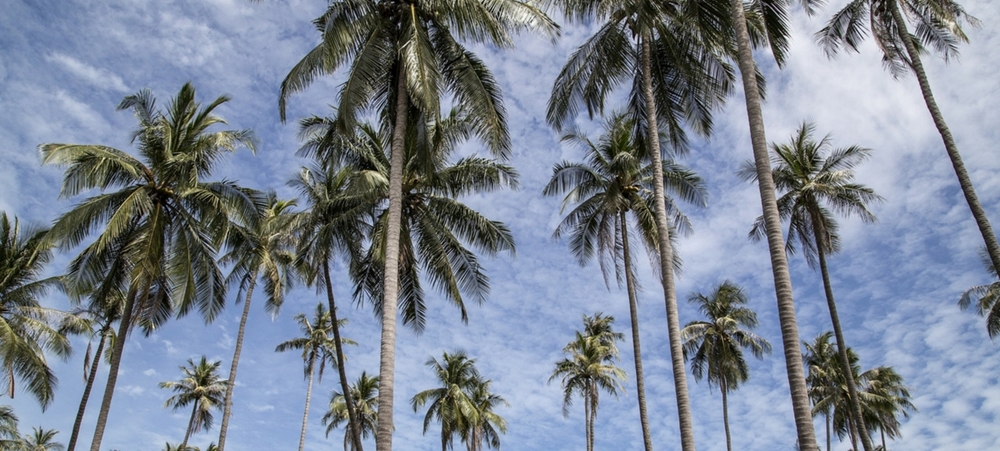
[639,30,696,451]
[376,60,409,451]
[727,1,817,449]
[887,0,1000,277]
[825,414,831,451]
[217,271,258,451]
[89,287,140,451]
[323,261,364,451]
[585,383,594,451]
[299,356,316,451]
[880,427,886,451]
[721,380,732,451]
[67,329,108,451]
[812,219,873,451]
[181,403,198,451]
[619,210,654,451]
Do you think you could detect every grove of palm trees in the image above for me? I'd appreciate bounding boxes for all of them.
[1,0,998,450]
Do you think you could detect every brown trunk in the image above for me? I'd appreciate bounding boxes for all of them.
[721,379,732,451]
[217,272,258,451]
[619,210,654,451]
[180,402,197,451]
[323,261,364,451]
[375,58,410,451]
[89,287,141,451]
[727,0,817,449]
[298,356,316,451]
[640,31,696,451]
[67,327,108,451]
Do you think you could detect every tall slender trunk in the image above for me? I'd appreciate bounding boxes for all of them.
[812,217,872,451]
[880,428,886,451]
[887,0,1000,277]
[640,30,696,451]
[298,356,317,451]
[720,379,732,451]
[67,328,109,451]
[375,59,410,451]
[180,403,197,451]
[585,383,594,451]
[727,1,817,449]
[825,414,831,451]
[217,272,258,451]
[619,210,654,451]
[90,287,141,451]
[323,261,364,451]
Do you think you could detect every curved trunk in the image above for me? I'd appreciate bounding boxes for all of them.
[217,272,258,451]
[375,61,409,451]
[887,0,1000,277]
[67,328,109,451]
[180,403,197,451]
[89,287,141,451]
[619,210,654,451]
[812,217,872,451]
[323,261,364,451]
[721,379,731,451]
[299,356,317,451]
[640,31,696,451]
[727,1,817,449]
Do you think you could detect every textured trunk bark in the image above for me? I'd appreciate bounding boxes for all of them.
[619,210,654,451]
[586,383,595,451]
[180,403,197,451]
[721,380,731,451]
[68,328,108,451]
[298,357,317,451]
[89,287,141,451]
[727,1,817,449]
[825,414,831,451]
[887,0,1000,276]
[375,60,409,451]
[812,217,872,451]
[217,272,258,451]
[324,261,364,451]
[640,30,696,451]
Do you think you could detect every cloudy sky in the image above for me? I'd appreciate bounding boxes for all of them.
[2,0,999,450]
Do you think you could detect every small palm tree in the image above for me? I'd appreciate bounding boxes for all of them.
[744,123,883,451]
[159,357,228,451]
[323,372,379,451]
[276,303,350,451]
[19,427,64,451]
[681,281,771,451]
[550,330,625,451]
[0,212,69,409]
[959,251,1000,337]
[410,351,480,451]
[462,378,508,451]
[0,406,20,450]
[861,366,915,451]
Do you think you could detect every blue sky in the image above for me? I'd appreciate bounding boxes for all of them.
[2,0,999,450]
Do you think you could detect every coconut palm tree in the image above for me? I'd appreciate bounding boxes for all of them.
[959,251,1000,337]
[860,366,915,451]
[276,4,557,448]
[681,281,771,451]
[40,83,257,451]
[744,123,883,450]
[18,427,64,451]
[550,330,625,451]
[215,194,299,451]
[277,303,351,451]
[323,372,379,451]
[0,406,19,450]
[159,357,228,451]
[462,378,507,451]
[543,112,708,450]
[0,213,69,410]
[816,0,995,278]
[410,351,481,451]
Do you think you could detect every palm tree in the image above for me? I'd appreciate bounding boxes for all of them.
[0,406,19,450]
[40,83,257,451]
[277,2,557,447]
[159,357,228,451]
[804,332,840,451]
[276,303,350,451]
[550,330,626,451]
[19,427,64,451]
[323,372,379,451]
[462,379,507,451]
[0,213,69,410]
[681,281,771,451]
[410,351,480,451]
[959,251,1000,337]
[543,2,739,447]
[816,0,995,277]
[744,123,882,451]
[860,366,915,451]
[543,112,708,450]
[215,194,299,451]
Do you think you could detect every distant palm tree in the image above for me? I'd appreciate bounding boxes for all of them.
[681,281,771,451]
[860,366,915,451]
[411,351,480,451]
[804,332,841,451]
[0,406,19,450]
[0,212,69,409]
[550,331,625,451]
[462,378,507,451]
[744,123,882,451]
[959,251,1000,337]
[159,357,228,451]
[216,194,299,451]
[19,427,64,451]
[40,83,257,451]
[323,372,379,451]
[276,303,350,451]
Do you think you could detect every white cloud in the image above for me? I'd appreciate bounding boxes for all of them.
[46,53,130,92]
